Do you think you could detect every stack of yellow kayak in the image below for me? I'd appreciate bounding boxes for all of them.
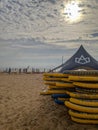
[65,75,98,124]
[40,73,74,95]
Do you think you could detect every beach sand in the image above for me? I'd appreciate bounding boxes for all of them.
[0,73,98,130]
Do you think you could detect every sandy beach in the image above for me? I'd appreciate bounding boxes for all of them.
[0,73,98,130]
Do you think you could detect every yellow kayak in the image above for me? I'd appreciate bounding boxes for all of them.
[73,82,98,89]
[69,76,98,82]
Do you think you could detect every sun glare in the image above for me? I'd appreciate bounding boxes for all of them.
[63,1,81,23]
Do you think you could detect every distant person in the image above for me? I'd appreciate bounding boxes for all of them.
[25,68,27,73]
[32,68,35,73]
[8,68,11,74]
[19,68,21,74]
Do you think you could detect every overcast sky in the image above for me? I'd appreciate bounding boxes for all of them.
[0,0,98,68]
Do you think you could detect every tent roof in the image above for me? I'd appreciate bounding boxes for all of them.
[60,45,98,72]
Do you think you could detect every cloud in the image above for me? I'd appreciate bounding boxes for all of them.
[0,38,79,68]
[48,0,56,4]
[0,37,98,68]
[0,0,98,68]
[0,0,98,41]
[91,33,98,37]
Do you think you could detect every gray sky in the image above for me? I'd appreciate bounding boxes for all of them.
[0,0,98,68]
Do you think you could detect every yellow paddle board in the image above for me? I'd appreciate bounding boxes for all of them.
[44,81,56,86]
[74,82,98,89]
[66,91,98,99]
[70,98,98,107]
[43,77,61,81]
[48,85,66,89]
[43,73,69,77]
[69,76,98,82]
[71,116,98,124]
[56,82,74,88]
[65,101,98,113]
[40,89,67,95]
[69,109,98,119]
[75,87,98,93]
[61,78,72,82]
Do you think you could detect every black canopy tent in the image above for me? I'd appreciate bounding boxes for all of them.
[50,45,98,73]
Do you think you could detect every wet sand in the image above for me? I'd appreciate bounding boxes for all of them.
[0,73,98,130]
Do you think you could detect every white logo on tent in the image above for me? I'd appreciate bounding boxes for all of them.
[75,55,90,64]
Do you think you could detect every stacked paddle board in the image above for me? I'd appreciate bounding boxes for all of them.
[40,71,98,124]
[40,73,75,104]
[65,75,98,124]
[40,73,74,95]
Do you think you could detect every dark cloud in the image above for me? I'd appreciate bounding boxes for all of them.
[91,33,98,37]
[48,0,56,4]
[78,3,85,8]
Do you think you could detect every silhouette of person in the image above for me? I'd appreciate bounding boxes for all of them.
[8,68,11,74]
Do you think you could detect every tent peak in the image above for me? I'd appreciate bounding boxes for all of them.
[79,45,85,49]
